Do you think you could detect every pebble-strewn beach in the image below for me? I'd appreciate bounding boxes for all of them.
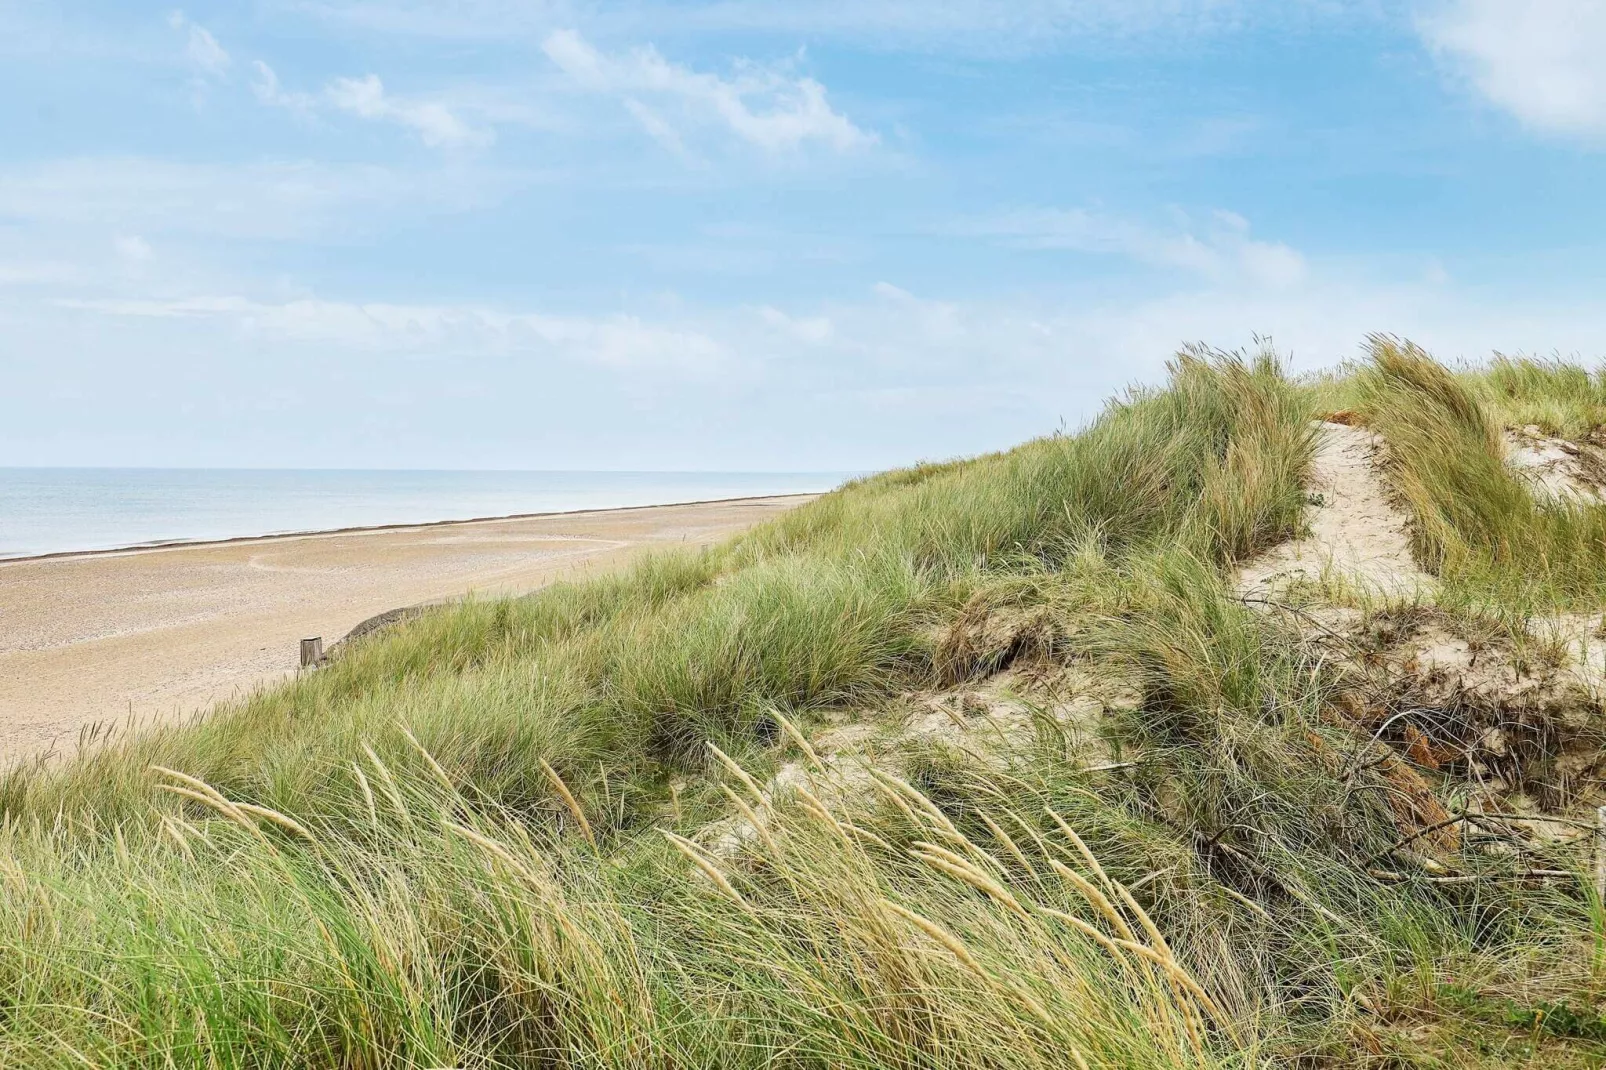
[0,495,812,761]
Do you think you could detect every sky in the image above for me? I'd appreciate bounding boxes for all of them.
[3,0,1606,471]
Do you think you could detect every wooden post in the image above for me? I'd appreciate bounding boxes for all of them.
[300,636,324,669]
[1595,806,1606,904]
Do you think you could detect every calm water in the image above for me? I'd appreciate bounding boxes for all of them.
[0,469,851,559]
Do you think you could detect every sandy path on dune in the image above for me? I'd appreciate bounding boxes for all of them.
[0,495,813,762]
[1238,421,1432,599]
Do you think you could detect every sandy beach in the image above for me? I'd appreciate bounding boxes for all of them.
[0,494,812,762]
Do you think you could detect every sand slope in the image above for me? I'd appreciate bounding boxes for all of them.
[1238,421,1432,599]
[0,496,812,761]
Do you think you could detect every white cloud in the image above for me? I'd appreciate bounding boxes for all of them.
[622,98,691,157]
[1420,0,1606,139]
[168,11,230,78]
[781,274,1606,423]
[250,62,492,148]
[542,29,874,153]
[250,61,313,110]
[757,305,834,343]
[12,257,1606,469]
[966,206,1307,289]
[325,74,492,147]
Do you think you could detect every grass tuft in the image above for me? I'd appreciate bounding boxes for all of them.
[5,340,1606,1066]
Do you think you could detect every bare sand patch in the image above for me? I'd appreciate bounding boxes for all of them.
[0,496,813,761]
[1238,421,1432,599]
[1504,425,1606,505]
[1233,423,1606,839]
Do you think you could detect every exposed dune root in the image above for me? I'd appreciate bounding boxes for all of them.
[1319,607,1606,832]
[1238,422,1606,854]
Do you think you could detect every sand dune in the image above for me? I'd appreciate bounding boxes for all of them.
[0,495,812,761]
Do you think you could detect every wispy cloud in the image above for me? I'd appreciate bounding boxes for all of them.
[962,207,1307,289]
[1420,0,1606,140]
[542,29,874,153]
[251,62,492,148]
[168,10,230,78]
[0,157,496,241]
[621,98,691,157]
[326,74,491,147]
[12,257,1606,469]
[59,294,727,374]
[249,60,313,110]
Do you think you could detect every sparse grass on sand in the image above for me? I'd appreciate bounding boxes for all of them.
[4,344,1606,1067]
[1359,335,1606,614]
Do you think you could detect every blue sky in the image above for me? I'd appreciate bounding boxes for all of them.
[3,1,1605,470]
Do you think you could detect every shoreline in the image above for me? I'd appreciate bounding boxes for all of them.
[0,494,816,760]
[0,492,819,568]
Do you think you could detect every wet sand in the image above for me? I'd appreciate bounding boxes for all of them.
[0,495,812,761]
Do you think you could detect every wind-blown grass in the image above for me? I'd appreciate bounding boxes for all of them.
[1469,354,1606,438]
[2,343,1603,1067]
[0,348,1310,827]
[1357,335,1606,612]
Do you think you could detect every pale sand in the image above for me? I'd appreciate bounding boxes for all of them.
[1237,421,1432,599]
[0,495,813,761]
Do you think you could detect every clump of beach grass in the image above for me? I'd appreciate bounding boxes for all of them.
[1357,334,1606,612]
[4,341,1606,1067]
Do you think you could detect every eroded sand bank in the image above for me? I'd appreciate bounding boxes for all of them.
[0,495,813,761]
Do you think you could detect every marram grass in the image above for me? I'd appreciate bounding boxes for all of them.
[1359,334,1606,612]
[3,344,1605,1067]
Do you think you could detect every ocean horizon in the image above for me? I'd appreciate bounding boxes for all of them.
[0,467,852,560]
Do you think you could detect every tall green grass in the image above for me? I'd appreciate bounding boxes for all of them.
[1358,335,1606,611]
[2,344,1600,1067]
[1469,354,1606,438]
[0,348,1310,828]
[2,750,1257,1068]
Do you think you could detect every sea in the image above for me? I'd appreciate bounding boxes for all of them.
[0,468,852,560]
